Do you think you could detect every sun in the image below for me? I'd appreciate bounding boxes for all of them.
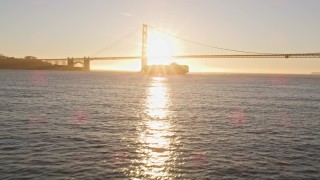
[147,32,179,65]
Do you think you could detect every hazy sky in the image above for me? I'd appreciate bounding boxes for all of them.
[1,0,320,73]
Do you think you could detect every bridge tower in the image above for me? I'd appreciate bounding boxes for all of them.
[84,57,90,71]
[67,57,74,67]
[141,24,148,70]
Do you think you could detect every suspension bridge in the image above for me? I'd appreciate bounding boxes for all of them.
[38,24,320,72]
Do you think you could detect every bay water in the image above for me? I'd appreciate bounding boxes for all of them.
[0,70,319,179]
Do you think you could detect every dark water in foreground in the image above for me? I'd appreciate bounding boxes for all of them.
[0,70,319,179]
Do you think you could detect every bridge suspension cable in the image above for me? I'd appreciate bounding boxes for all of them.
[90,26,140,57]
[148,25,298,55]
[39,24,320,62]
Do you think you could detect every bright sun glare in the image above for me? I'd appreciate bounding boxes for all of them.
[147,32,179,65]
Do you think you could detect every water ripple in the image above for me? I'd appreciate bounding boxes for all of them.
[0,71,319,179]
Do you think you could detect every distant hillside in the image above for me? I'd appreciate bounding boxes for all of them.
[0,55,54,70]
[0,56,53,70]
[311,72,320,75]
[0,54,83,71]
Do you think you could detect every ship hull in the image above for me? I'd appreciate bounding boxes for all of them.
[142,63,189,75]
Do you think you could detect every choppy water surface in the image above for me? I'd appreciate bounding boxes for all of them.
[0,70,319,179]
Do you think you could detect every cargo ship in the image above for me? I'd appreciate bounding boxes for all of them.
[142,63,189,75]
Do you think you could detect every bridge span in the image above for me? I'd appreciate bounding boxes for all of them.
[37,24,320,71]
[41,53,320,62]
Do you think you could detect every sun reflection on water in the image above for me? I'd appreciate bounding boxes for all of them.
[146,77,168,119]
[127,77,177,179]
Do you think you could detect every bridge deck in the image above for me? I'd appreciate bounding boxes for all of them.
[39,53,320,61]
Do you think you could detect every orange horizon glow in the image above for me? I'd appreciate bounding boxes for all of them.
[91,59,227,73]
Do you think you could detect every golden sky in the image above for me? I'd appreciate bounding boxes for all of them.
[1,0,320,74]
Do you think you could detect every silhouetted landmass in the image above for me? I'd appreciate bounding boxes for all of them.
[0,54,83,71]
[311,72,320,75]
